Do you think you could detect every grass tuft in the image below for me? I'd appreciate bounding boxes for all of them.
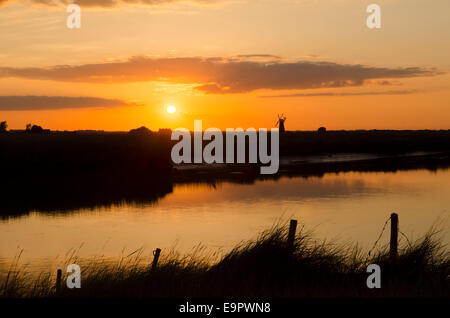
[1,222,449,298]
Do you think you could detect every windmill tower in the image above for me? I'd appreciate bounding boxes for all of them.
[276,114,287,133]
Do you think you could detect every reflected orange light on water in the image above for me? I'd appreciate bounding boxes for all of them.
[0,169,449,278]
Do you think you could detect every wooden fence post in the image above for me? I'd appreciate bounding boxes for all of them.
[390,213,398,259]
[55,269,62,292]
[152,248,161,270]
[287,219,297,252]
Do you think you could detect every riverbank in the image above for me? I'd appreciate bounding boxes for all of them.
[172,151,450,184]
[1,146,450,219]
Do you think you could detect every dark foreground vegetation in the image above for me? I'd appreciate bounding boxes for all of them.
[2,128,450,174]
[0,129,173,217]
[0,129,172,177]
[280,129,450,155]
[1,223,448,298]
[2,128,450,172]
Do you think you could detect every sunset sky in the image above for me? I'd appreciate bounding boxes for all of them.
[0,0,449,131]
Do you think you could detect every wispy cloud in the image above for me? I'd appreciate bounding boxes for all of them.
[234,54,281,59]
[0,96,137,110]
[260,89,422,98]
[0,0,223,8]
[0,56,443,94]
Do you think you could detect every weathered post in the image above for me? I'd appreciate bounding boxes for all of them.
[152,248,161,270]
[390,213,398,259]
[56,269,62,292]
[287,219,297,252]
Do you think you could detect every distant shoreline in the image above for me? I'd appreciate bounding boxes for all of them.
[172,151,450,181]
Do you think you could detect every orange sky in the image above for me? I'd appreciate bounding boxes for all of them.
[0,0,449,131]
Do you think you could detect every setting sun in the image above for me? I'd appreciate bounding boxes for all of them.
[166,105,177,115]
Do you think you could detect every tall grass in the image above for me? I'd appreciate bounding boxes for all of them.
[1,222,448,298]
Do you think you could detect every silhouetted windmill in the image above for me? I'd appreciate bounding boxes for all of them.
[275,114,287,133]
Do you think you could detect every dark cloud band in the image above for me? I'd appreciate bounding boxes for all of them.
[260,90,422,98]
[0,56,442,94]
[0,96,136,110]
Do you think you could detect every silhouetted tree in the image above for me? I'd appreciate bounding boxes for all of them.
[30,125,44,133]
[0,121,7,133]
[25,124,48,133]
[129,126,152,135]
[318,127,327,133]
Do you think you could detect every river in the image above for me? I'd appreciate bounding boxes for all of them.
[1,167,449,278]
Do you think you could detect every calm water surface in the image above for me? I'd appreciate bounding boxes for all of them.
[1,168,449,277]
